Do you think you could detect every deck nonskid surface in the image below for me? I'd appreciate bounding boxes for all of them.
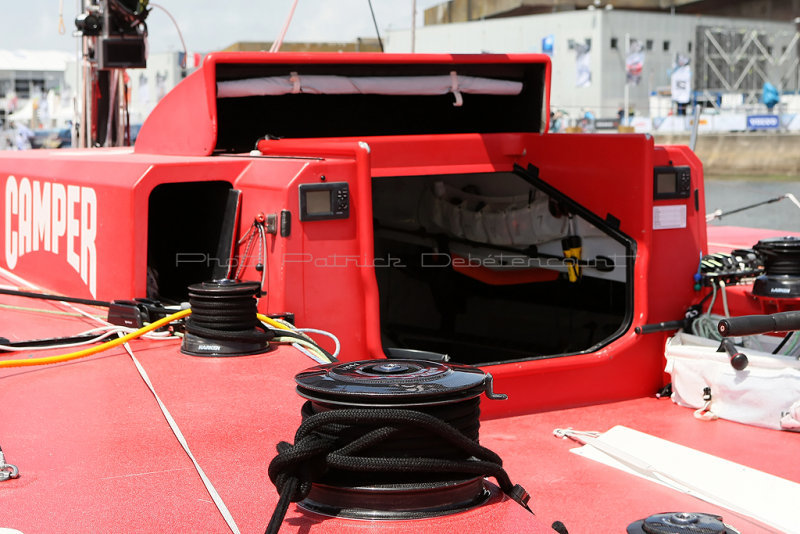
[2,280,797,533]
[482,397,800,533]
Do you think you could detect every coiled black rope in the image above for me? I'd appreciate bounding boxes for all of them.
[185,281,273,343]
[264,399,532,534]
[755,238,800,276]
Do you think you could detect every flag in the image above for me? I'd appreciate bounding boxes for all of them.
[575,41,591,88]
[542,35,554,56]
[670,54,691,104]
[177,52,203,68]
[626,39,644,85]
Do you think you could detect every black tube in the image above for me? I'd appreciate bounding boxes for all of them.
[718,310,800,337]
[772,331,794,355]
[0,334,100,353]
[709,195,785,221]
[635,319,685,335]
[0,288,112,308]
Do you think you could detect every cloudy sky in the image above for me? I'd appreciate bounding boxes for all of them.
[1,0,443,54]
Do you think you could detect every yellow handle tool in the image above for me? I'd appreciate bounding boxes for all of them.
[562,235,582,283]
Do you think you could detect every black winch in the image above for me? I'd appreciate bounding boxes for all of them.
[264,359,531,533]
[181,279,273,357]
[627,512,739,534]
[753,236,800,299]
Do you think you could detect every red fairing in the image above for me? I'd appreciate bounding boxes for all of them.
[2,52,702,416]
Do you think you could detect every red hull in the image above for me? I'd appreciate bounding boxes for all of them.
[2,52,798,533]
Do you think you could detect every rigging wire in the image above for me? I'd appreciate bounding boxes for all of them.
[57,0,66,34]
[706,193,800,222]
[270,0,300,53]
[367,0,385,52]
[149,3,189,68]
[256,221,268,304]
[0,287,112,308]
[0,303,88,317]
[235,220,261,281]
[0,268,114,324]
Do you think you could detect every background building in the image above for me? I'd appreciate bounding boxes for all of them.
[385,9,799,129]
[0,50,73,129]
[421,0,800,24]
[4,0,800,145]
[64,51,201,128]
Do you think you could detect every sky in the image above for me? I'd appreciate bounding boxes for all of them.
[0,0,443,54]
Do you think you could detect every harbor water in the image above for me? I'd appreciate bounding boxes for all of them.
[705,178,800,234]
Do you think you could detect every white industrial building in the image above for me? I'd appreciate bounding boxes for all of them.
[5,7,800,139]
[63,51,198,127]
[385,9,800,129]
[0,50,73,129]
[1,49,196,149]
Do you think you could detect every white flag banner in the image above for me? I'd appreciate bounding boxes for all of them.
[670,65,691,104]
[575,42,591,88]
[625,39,645,85]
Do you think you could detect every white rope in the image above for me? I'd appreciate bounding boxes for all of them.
[295,328,341,358]
[785,193,800,211]
[288,342,329,364]
[694,400,719,421]
[121,340,241,534]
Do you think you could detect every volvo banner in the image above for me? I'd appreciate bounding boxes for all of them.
[746,115,780,130]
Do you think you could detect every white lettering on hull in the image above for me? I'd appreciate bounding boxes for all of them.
[4,176,98,297]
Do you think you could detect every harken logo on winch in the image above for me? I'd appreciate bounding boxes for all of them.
[4,175,97,297]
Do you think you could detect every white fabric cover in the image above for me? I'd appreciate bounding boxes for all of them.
[217,73,523,98]
[426,181,568,247]
[570,425,800,533]
[665,332,800,431]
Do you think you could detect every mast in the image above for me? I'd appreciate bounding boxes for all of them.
[411,0,416,53]
[74,0,149,147]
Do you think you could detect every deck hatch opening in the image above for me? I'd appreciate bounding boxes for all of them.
[147,180,233,302]
[372,170,634,366]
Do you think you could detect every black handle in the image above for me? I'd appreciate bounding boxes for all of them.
[635,320,685,335]
[718,310,800,337]
[718,338,749,371]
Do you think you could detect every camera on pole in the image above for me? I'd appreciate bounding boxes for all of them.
[75,0,150,69]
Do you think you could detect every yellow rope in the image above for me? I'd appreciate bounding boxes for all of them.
[0,309,191,368]
[257,313,292,331]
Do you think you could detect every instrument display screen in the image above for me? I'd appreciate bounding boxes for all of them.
[298,182,350,221]
[653,166,691,200]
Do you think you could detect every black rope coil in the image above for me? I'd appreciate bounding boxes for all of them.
[185,280,273,343]
[755,237,800,276]
[265,398,531,534]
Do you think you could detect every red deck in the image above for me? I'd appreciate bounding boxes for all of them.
[2,269,797,534]
[3,51,799,533]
